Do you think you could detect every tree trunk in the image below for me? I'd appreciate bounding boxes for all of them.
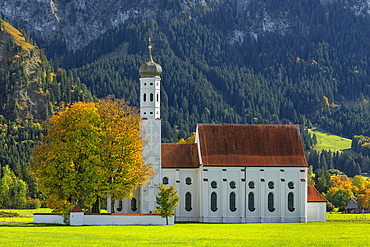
[166,216,168,225]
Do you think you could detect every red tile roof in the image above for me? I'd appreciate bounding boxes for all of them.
[307,185,327,202]
[161,143,200,168]
[197,124,308,167]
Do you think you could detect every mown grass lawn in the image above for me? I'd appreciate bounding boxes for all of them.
[0,222,369,246]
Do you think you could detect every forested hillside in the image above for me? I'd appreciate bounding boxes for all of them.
[0,17,94,207]
[3,0,370,206]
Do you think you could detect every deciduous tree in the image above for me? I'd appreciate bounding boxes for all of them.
[31,97,153,214]
[155,184,180,225]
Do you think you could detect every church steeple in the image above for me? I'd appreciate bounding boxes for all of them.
[138,39,162,213]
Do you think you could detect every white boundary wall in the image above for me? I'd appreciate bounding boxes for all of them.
[34,213,174,225]
[307,202,326,222]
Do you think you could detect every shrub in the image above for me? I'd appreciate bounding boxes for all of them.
[326,202,334,212]
[338,206,347,212]
[26,198,41,209]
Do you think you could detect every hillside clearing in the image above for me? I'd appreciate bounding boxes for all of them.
[308,127,352,153]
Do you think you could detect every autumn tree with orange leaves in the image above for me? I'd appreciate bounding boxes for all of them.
[31,97,153,214]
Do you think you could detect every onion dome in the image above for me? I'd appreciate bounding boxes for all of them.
[139,41,162,77]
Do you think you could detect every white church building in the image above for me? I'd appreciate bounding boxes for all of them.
[117,47,327,223]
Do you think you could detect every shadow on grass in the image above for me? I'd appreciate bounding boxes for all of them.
[0,222,67,227]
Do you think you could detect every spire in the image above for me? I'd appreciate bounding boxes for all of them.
[148,37,152,58]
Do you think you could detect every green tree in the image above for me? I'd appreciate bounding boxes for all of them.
[155,184,180,225]
[31,98,153,214]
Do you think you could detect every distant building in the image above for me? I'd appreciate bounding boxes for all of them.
[117,46,327,223]
[347,197,358,212]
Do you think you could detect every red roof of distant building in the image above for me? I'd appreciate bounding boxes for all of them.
[161,143,200,168]
[197,124,308,167]
[307,185,327,202]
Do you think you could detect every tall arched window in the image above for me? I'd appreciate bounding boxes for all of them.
[156,93,159,102]
[143,93,146,102]
[248,192,255,212]
[268,192,275,212]
[150,93,154,102]
[117,201,122,212]
[229,192,236,212]
[211,192,217,212]
[185,192,192,212]
[131,198,137,212]
[288,192,295,212]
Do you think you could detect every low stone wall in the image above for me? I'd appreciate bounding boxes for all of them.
[33,213,174,225]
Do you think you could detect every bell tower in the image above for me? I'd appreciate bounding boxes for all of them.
[138,39,162,213]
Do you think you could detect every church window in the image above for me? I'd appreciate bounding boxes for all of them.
[229,192,237,212]
[248,192,255,212]
[288,182,294,189]
[144,83,147,86]
[117,200,122,212]
[143,93,146,102]
[211,192,217,212]
[288,192,295,212]
[249,181,255,189]
[150,93,154,102]
[157,93,159,102]
[229,181,236,189]
[131,198,137,212]
[150,112,153,114]
[268,192,275,212]
[268,181,275,189]
[150,83,153,85]
[163,177,169,185]
[211,181,217,189]
[185,177,192,185]
[185,192,192,211]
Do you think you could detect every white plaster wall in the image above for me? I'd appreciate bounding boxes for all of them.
[307,202,327,222]
[162,168,200,222]
[33,214,65,225]
[83,214,173,225]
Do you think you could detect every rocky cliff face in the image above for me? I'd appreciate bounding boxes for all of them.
[0,0,154,51]
[1,0,370,52]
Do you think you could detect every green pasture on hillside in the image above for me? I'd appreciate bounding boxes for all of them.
[307,127,352,153]
[0,222,369,246]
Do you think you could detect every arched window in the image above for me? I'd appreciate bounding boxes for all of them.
[229,181,236,189]
[150,93,154,102]
[185,177,192,185]
[131,198,137,212]
[211,181,217,189]
[156,93,159,102]
[185,192,192,211]
[211,192,217,212]
[268,181,275,189]
[248,192,255,212]
[288,182,294,189]
[143,93,146,102]
[229,192,237,212]
[288,192,295,212]
[117,200,122,212]
[249,181,255,189]
[268,192,275,212]
[163,177,169,185]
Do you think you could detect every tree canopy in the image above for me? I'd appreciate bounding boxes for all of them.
[30,97,153,214]
[155,184,180,225]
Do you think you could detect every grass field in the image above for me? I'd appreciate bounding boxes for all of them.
[0,222,369,246]
[307,127,352,153]
[327,212,370,221]
[0,208,51,223]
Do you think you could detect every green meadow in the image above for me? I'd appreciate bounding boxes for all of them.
[307,127,352,153]
[0,221,369,246]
